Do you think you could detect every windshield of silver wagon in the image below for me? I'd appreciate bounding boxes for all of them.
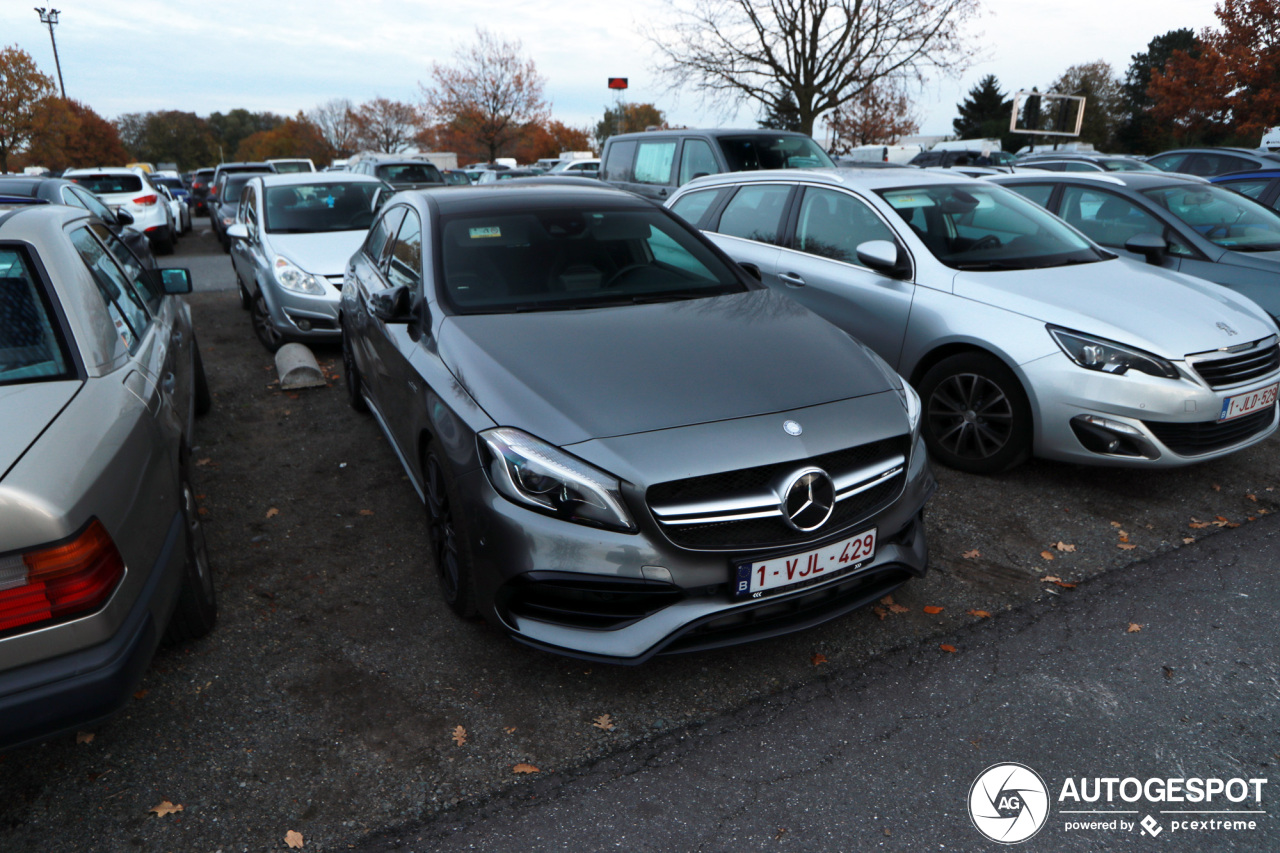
[263,182,382,233]
[438,207,746,314]
[877,184,1105,270]
[1142,183,1280,252]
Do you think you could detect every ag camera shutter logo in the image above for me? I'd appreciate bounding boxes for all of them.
[968,763,1050,844]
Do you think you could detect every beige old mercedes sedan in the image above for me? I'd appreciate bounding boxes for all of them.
[0,200,213,750]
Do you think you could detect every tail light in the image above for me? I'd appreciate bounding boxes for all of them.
[0,520,125,633]
[133,194,158,206]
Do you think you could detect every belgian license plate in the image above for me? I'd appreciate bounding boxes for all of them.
[735,528,877,599]
[1219,384,1278,421]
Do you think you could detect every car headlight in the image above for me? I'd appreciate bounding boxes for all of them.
[899,381,922,435]
[1048,325,1178,379]
[480,427,634,532]
[274,257,325,295]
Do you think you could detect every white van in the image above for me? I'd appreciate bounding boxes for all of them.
[842,144,923,165]
[1262,127,1280,152]
[932,138,1003,153]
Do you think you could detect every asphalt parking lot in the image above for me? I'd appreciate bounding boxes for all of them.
[2,224,1278,852]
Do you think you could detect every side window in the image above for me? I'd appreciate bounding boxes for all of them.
[67,186,117,223]
[678,139,720,185]
[1059,187,1164,248]
[1063,162,1100,172]
[90,222,160,311]
[365,207,406,270]
[244,186,259,226]
[632,140,677,185]
[1032,162,1067,171]
[70,227,151,350]
[794,188,896,264]
[1187,153,1253,176]
[1147,153,1187,173]
[669,189,723,227]
[1164,227,1197,258]
[602,140,637,183]
[1006,183,1055,209]
[1217,178,1271,201]
[714,184,792,244]
[387,211,423,292]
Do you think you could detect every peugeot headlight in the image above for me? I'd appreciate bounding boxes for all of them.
[274,257,325,295]
[1048,326,1177,379]
[480,427,635,532]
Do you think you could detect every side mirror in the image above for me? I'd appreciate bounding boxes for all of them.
[226,222,249,240]
[157,267,192,294]
[856,240,906,276]
[115,208,135,226]
[370,284,413,323]
[1125,233,1167,265]
[737,262,762,281]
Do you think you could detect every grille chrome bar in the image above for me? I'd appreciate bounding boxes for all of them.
[1188,336,1280,390]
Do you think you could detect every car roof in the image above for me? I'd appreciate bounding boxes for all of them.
[0,176,61,196]
[62,167,140,175]
[253,172,385,187]
[988,171,1210,189]
[1211,169,1280,180]
[607,127,817,142]
[413,183,652,216]
[679,166,979,193]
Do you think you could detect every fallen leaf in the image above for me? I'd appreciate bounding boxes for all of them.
[197,507,208,516]
[962,549,980,559]
[879,595,895,606]
[452,725,467,747]
[923,605,944,614]
[1248,516,1257,522]
[286,392,300,400]
[1260,509,1270,515]
[887,603,909,614]
[1189,520,1210,529]
[1052,580,1077,589]
[593,714,615,731]
[1117,530,1129,542]
[811,652,828,665]
[1247,493,1258,502]
[513,763,539,774]
[285,829,304,849]
[1109,521,1122,528]
[358,509,374,516]
[1225,522,1241,529]
[1162,666,1175,679]
[1212,483,1221,491]
[196,457,212,467]
[1182,537,1195,545]
[1040,550,1055,561]
[149,801,183,817]
[504,727,516,734]
[1042,575,1063,583]
[76,731,95,744]
[1118,543,1137,551]
[939,644,957,653]
[1215,515,1230,525]
[1055,541,1077,552]
[967,609,991,619]
[1127,623,1142,633]
[265,507,279,519]
[872,606,888,620]
[133,689,148,700]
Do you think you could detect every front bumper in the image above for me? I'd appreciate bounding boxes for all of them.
[262,279,342,341]
[1025,351,1279,467]
[457,423,935,664]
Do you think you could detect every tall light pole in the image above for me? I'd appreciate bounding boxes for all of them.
[34,8,66,99]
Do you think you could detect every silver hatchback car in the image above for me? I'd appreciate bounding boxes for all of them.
[0,202,214,749]
[669,169,1280,472]
[227,172,390,351]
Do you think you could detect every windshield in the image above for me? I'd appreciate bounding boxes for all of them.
[879,184,1104,270]
[1141,184,1280,252]
[377,163,443,185]
[718,135,834,171]
[440,207,746,314]
[0,248,73,385]
[1102,159,1158,172]
[71,174,143,195]
[264,182,382,233]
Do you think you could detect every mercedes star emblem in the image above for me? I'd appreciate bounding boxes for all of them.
[780,467,835,532]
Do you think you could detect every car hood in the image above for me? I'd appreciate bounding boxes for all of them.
[1221,247,1280,271]
[438,289,896,446]
[952,258,1277,357]
[264,231,366,276]
[0,381,81,480]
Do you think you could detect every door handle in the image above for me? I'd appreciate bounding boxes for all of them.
[778,272,806,287]
[162,372,176,394]
[172,330,183,345]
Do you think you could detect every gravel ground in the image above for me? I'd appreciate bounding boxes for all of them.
[2,227,1277,852]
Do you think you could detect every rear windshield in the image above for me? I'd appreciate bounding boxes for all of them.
[377,163,443,185]
[440,206,745,314]
[153,177,184,190]
[718,135,834,171]
[0,248,73,385]
[71,174,143,194]
[220,174,254,201]
[264,182,383,233]
[270,161,313,173]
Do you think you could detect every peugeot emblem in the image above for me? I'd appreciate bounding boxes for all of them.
[783,420,803,436]
[779,467,835,532]
[1217,322,1238,336]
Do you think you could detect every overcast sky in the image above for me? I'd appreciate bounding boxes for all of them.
[5,0,1220,144]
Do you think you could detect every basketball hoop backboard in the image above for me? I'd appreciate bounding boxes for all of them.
[1009,91,1085,137]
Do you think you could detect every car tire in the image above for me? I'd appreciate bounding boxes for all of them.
[193,338,212,416]
[424,446,478,618]
[341,318,368,413]
[236,275,251,310]
[165,463,218,643]
[251,291,284,353]
[153,226,175,256]
[918,352,1032,474]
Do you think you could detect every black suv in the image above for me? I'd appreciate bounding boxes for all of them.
[599,128,833,200]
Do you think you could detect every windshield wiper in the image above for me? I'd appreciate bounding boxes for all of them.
[953,260,1028,271]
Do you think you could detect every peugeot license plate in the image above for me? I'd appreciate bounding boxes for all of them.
[1219,384,1278,421]
[735,528,877,599]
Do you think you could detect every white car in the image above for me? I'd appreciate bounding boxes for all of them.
[64,167,177,254]
[549,158,600,177]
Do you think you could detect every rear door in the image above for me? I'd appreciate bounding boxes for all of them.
[704,183,794,284]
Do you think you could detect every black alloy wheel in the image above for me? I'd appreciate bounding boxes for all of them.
[919,352,1032,474]
[236,275,251,310]
[424,448,477,618]
[341,321,368,412]
[165,468,218,642]
[251,291,284,353]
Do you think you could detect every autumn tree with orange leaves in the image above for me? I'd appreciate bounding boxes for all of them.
[826,80,920,153]
[237,113,332,165]
[1148,0,1280,143]
[423,29,549,162]
[0,45,59,173]
[350,98,422,153]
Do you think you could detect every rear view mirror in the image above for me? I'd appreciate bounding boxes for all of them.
[370,284,413,323]
[157,267,192,294]
[115,208,135,226]
[226,223,249,240]
[1124,233,1167,265]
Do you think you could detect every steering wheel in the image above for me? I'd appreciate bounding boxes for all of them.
[602,263,649,288]
[968,235,1001,251]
